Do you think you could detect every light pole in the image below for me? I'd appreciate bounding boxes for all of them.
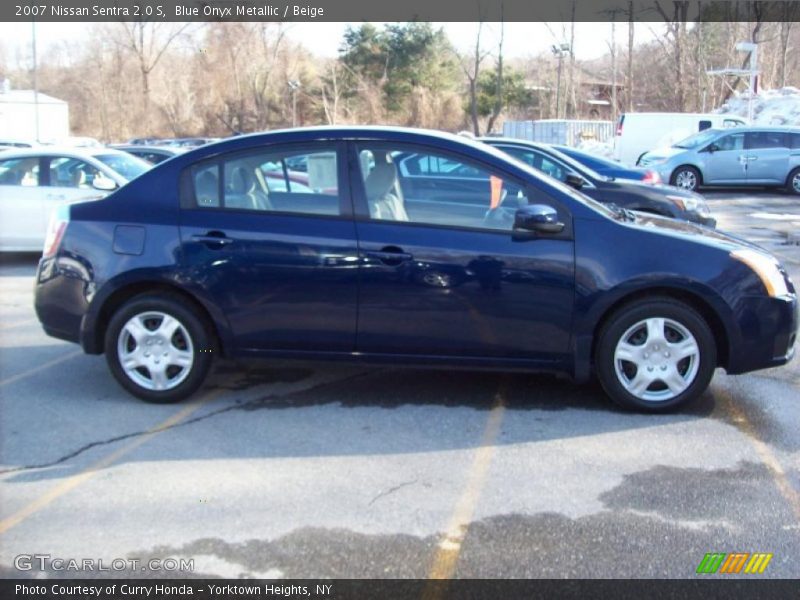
[287,80,301,127]
[31,22,40,142]
[551,43,570,119]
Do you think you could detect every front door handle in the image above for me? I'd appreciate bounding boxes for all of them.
[192,231,232,247]
[364,246,413,266]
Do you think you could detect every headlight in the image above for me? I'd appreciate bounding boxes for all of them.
[731,249,791,298]
[666,194,699,212]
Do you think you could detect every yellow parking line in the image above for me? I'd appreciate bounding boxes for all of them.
[425,378,508,585]
[0,350,82,387]
[0,390,221,535]
[716,387,800,522]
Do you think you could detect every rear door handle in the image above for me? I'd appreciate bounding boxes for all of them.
[192,232,232,246]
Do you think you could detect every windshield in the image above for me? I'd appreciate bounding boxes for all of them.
[495,149,618,220]
[672,129,720,150]
[95,153,151,181]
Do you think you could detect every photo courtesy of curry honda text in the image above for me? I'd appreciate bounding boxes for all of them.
[34,127,798,412]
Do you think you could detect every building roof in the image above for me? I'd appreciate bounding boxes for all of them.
[0,90,67,105]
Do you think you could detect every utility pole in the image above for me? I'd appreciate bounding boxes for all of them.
[551,43,570,119]
[288,80,301,127]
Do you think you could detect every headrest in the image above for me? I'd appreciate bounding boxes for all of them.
[228,166,255,195]
[364,158,397,200]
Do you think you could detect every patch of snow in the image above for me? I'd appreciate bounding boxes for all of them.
[715,87,800,126]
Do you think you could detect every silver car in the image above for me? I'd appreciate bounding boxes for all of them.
[0,147,151,251]
[639,126,800,194]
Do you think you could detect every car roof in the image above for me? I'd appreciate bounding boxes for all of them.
[0,146,132,160]
[111,144,182,153]
[173,126,534,168]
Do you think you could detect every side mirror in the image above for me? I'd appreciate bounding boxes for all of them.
[92,175,117,192]
[565,173,586,190]
[514,204,564,234]
[704,144,719,154]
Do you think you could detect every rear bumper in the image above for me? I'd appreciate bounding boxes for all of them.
[726,294,798,374]
[35,256,88,348]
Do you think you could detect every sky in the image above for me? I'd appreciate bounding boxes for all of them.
[0,21,663,64]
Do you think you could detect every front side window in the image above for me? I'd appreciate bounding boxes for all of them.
[188,146,341,216]
[0,157,39,186]
[499,146,575,183]
[48,157,101,188]
[715,133,745,152]
[95,153,150,180]
[357,145,529,231]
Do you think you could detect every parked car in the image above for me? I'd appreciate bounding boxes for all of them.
[639,126,800,194]
[34,126,796,412]
[482,138,715,227]
[126,137,163,145]
[0,147,151,251]
[161,137,219,148]
[111,144,184,165]
[0,138,38,150]
[613,112,747,166]
[552,144,662,184]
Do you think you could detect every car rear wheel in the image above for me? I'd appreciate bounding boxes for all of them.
[105,294,214,403]
[595,298,716,412]
[788,168,800,196]
[671,166,700,191]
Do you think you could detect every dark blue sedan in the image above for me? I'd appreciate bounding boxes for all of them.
[34,127,797,412]
[552,145,662,184]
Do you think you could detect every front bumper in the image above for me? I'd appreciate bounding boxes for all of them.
[726,293,798,374]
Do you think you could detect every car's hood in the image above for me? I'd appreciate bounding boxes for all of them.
[641,146,687,161]
[604,178,703,201]
[629,211,766,253]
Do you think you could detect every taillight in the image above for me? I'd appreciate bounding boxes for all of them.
[642,170,662,185]
[43,206,69,258]
[616,115,624,136]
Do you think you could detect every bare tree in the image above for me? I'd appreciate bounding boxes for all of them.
[485,17,505,135]
[459,19,491,135]
[654,0,690,112]
[119,21,191,132]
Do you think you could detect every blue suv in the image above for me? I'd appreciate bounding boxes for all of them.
[34,127,797,412]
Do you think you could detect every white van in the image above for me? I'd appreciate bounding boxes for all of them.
[613,112,747,166]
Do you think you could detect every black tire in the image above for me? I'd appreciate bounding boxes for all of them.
[104,293,214,403]
[670,166,701,192]
[787,167,800,196]
[594,297,716,413]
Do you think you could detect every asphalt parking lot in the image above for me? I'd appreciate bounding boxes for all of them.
[0,190,798,580]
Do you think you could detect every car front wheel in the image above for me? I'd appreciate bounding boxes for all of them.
[595,298,716,412]
[787,167,800,196]
[105,294,214,403]
[671,166,700,191]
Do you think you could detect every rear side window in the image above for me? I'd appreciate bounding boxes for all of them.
[746,131,787,150]
[0,157,39,186]
[698,120,712,131]
[187,146,341,216]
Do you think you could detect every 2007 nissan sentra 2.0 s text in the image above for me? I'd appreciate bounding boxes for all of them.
[34,127,798,412]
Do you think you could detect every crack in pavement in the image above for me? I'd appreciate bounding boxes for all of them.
[368,479,419,507]
[0,370,373,476]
